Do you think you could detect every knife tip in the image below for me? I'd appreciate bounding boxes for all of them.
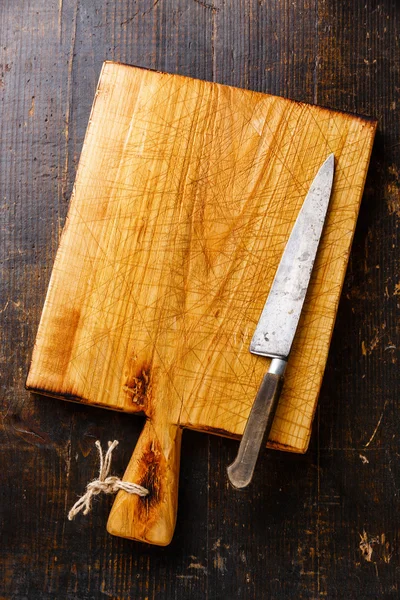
[325,153,335,168]
[317,153,335,181]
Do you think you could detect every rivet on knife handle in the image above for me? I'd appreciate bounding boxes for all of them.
[227,154,335,489]
[227,358,286,489]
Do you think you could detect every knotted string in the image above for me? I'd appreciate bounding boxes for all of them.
[68,440,149,520]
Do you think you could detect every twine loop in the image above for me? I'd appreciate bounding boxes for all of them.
[68,440,149,521]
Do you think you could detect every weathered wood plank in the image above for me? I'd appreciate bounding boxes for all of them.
[1,0,399,596]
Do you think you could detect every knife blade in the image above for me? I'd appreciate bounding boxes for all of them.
[227,154,335,489]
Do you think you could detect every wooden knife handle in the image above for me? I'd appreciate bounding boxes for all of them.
[107,419,182,546]
[227,370,284,489]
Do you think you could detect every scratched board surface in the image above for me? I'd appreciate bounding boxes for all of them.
[27,62,375,453]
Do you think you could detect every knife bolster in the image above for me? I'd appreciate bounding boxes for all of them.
[269,357,287,376]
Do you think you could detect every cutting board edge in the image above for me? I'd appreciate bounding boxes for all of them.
[24,381,310,454]
[103,60,379,127]
[182,423,308,454]
[25,383,147,416]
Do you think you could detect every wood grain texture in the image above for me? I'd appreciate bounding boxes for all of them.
[26,62,376,451]
[108,420,182,545]
[25,62,376,543]
[1,0,400,594]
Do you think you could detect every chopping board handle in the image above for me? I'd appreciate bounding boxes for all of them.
[107,419,182,546]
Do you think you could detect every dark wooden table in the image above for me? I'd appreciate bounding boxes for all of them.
[1,1,399,598]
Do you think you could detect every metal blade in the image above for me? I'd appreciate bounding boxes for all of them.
[250,154,335,359]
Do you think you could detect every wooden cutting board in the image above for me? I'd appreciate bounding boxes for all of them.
[26,61,376,545]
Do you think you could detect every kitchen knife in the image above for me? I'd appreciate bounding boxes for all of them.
[227,154,335,489]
